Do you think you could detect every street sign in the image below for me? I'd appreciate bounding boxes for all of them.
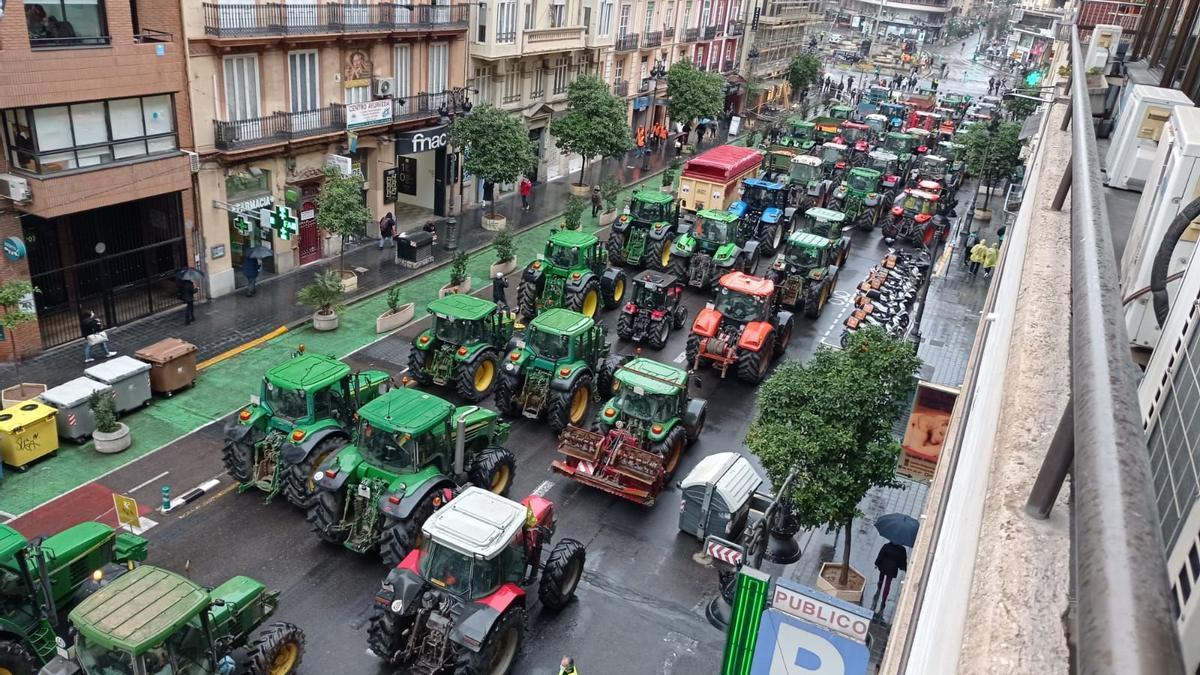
[771,578,872,643]
[721,567,771,675]
[113,494,141,530]
[706,535,745,567]
[750,608,870,675]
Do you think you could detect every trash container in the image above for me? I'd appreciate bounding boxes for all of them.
[396,230,435,269]
[678,452,764,541]
[135,338,198,396]
[85,356,152,413]
[0,400,59,470]
[39,377,113,443]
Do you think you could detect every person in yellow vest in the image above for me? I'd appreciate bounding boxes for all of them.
[982,242,1000,278]
[560,656,580,674]
[968,239,988,277]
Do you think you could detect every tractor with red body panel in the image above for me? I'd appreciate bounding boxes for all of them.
[837,121,871,166]
[686,272,795,384]
[367,486,584,675]
[882,188,945,246]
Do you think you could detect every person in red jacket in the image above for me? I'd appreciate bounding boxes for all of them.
[519,175,532,211]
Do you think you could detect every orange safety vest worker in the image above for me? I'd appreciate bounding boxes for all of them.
[637,127,646,147]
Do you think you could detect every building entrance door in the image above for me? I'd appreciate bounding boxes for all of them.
[298,197,321,264]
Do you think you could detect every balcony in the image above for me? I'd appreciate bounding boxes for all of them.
[213,104,345,151]
[393,91,451,124]
[683,27,700,41]
[643,30,662,47]
[703,25,718,39]
[723,58,736,72]
[727,21,744,35]
[200,3,468,40]
[663,27,675,41]
[615,33,640,51]
[523,26,586,54]
[612,79,630,97]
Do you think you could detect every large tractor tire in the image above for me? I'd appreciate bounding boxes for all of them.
[547,374,593,432]
[454,606,526,675]
[685,406,706,443]
[616,310,635,341]
[650,425,687,481]
[672,305,689,330]
[538,538,586,611]
[0,640,40,675]
[740,248,762,276]
[648,235,674,272]
[597,353,628,398]
[736,333,776,384]
[565,279,602,319]
[379,493,438,567]
[606,231,628,266]
[601,269,629,309]
[406,348,432,385]
[493,372,522,415]
[517,279,539,321]
[307,489,348,545]
[668,254,689,282]
[760,221,785,256]
[685,334,701,369]
[646,317,670,349]
[222,440,255,484]
[775,317,795,356]
[284,434,349,509]
[804,282,828,320]
[454,350,500,402]
[246,622,306,675]
[367,606,408,664]
[470,447,516,496]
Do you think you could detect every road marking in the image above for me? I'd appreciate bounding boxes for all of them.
[128,471,169,496]
[672,350,686,364]
[532,479,555,497]
[0,510,16,521]
[121,517,158,535]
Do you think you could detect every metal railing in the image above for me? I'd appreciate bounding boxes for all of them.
[393,91,450,122]
[727,20,744,35]
[213,104,345,150]
[643,30,662,47]
[703,24,718,39]
[615,33,639,51]
[133,28,174,42]
[1024,27,1186,674]
[201,2,468,38]
[612,79,629,97]
[663,27,675,41]
[683,27,700,41]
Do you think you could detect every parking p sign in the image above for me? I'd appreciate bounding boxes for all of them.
[750,608,870,675]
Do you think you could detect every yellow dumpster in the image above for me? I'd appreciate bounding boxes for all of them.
[0,400,59,471]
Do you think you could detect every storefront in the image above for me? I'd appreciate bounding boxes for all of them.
[223,171,278,291]
[391,123,450,217]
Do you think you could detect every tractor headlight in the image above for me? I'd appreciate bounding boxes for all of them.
[313,471,324,483]
[390,599,403,613]
[505,363,515,372]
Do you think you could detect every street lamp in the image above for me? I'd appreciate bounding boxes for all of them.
[641,60,668,170]
[437,87,476,251]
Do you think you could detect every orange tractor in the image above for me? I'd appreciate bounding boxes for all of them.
[686,271,795,384]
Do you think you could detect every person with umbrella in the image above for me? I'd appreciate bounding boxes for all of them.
[243,253,262,297]
[872,513,917,613]
[176,268,203,325]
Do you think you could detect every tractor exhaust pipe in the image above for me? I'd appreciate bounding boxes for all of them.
[453,406,478,476]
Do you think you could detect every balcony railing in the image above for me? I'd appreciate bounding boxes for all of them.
[683,27,700,41]
[703,24,718,39]
[201,3,468,38]
[214,104,345,150]
[727,20,744,35]
[723,58,735,72]
[523,25,585,52]
[615,33,639,51]
[663,27,675,41]
[643,30,662,47]
[393,91,451,123]
[612,79,629,97]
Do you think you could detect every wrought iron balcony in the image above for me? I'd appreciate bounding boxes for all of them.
[615,33,640,51]
[683,27,700,41]
[393,91,452,123]
[727,21,744,36]
[643,30,662,47]
[703,24,718,39]
[613,79,630,97]
[201,3,468,39]
[213,104,345,151]
[663,27,675,41]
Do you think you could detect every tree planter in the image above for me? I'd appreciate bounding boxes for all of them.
[816,562,866,604]
[599,211,618,227]
[482,213,507,231]
[338,270,358,293]
[973,209,993,222]
[439,277,472,298]
[2,383,46,408]
[375,302,415,334]
[93,423,131,454]
[568,183,592,197]
[312,310,340,331]
[490,259,518,277]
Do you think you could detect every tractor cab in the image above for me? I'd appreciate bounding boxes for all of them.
[819,142,849,180]
[798,206,848,240]
[892,188,940,222]
[839,121,871,154]
[867,85,890,104]
[829,105,854,122]
[867,150,903,193]
[608,188,677,269]
[712,273,776,325]
[790,154,823,186]
[601,359,691,433]
[879,102,907,129]
[966,110,992,124]
[543,234,589,269]
[934,106,959,122]
[883,132,915,160]
[790,154,831,212]
[692,209,739,247]
[914,155,950,187]
[864,113,889,141]
[762,149,798,183]
[737,177,790,225]
[630,270,682,310]
[907,110,942,132]
[778,231,833,273]
[938,141,966,186]
[628,189,675,225]
[786,118,817,153]
[904,127,932,155]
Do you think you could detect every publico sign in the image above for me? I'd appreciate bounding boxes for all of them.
[771,583,870,643]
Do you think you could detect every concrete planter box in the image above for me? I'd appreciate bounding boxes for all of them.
[376,303,415,334]
[568,183,592,197]
[2,383,46,409]
[439,277,472,298]
[338,270,358,293]
[482,214,507,231]
[490,259,518,277]
[93,423,131,454]
[312,310,340,331]
[599,211,618,227]
[816,562,866,604]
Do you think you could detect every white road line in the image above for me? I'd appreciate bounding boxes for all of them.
[532,479,555,497]
[672,351,686,364]
[128,471,170,496]
[0,510,16,521]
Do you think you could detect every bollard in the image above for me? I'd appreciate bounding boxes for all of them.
[161,485,171,512]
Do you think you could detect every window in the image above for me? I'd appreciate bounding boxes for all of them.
[615,58,624,81]
[475,66,494,103]
[700,0,710,25]
[618,3,630,36]
[665,2,674,29]
[524,1,534,29]
[342,0,368,26]
[497,1,517,42]
[476,1,487,42]
[26,0,108,47]
[345,84,370,104]
[502,72,522,104]
[531,64,545,98]
[1191,543,1200,582]
[1180,566,1192,605]
[429,42,449,93]
[223,54,261,121]
[644,1,654,33]
[288,51,319,112]
[3,95,178,175]
[394,45,412,100]
[551,0,565,27]
[552,56,569,94]
[684,0,692,26]
[599,0,613,35]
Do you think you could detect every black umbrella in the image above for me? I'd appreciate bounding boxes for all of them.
[177,267,204,284]
[247,246,274,259]
[874,513,919,547]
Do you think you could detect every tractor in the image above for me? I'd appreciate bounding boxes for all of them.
[367,487,585,675]
[830,167,887,231]
[606,188,679,270]
[552,358,707,504]
[767,231,842,318]
[883,188,943,246]
[617,270,689,349]
[811,117,842,144]
[782,117,817,154]
[838,121,871,165]
[494,308,623,431]
[518,229,627,322]
[881,132,917,173]
[912,155,951,190]
[732,178,795,255]
[938,141,967,187]
[829,104,855,121]
[866,149,904,199]
[668,209,761,290]
[0,522,147,674]
[308,387,516,566]
[408,295,515,402]
[790,155,832,213]
[686,271,795,384]
[879,102,907,131]
[864,113,889,142]
[794,207,852,266]
[818,142,849,184]
[905,128,933,156]
[41,564,305,675]
[224,350,390,509]
[760,148,799,184]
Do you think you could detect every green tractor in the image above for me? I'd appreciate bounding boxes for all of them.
[407,294,514,402]
[606,188,680,270]
[43,564,305,675]
[790,154,833,213]
[795,207,852,266]
[938,140,967,187]
[223,351,391,509]
[495,308,623,431]
[518,229,628,322]
[0,522,147,673]
[830,167,887,231]
[881,131,917,173]
[308,387,516,566]
[781,117,816,154]
[767,231,842,318]
[668,209,761,290]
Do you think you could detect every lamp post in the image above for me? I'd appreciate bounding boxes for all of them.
[642,60,668,171]
[437,86,475,251]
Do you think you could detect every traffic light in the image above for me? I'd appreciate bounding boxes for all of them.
[1025,70,1042,87]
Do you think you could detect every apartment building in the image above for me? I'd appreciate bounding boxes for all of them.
[744,0,821,109]
[0,0,194,357]
[184,1,469,297]
[840,0,953,45]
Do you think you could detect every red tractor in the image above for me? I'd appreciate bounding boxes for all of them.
[367,486,585,675]
[883,188,947,247]
[686,271,795,384]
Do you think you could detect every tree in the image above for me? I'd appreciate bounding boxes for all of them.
[745,327,922,587]
[666,61,725,130]
[549,75,633,187]
[316,167,372,272]
[0,280,37,384]
[786,54,822,102]
[963,120,1023,209]
[453,105,536,219]
[1003,92,1037,121]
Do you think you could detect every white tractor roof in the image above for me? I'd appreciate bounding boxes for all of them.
[422,486,526,559]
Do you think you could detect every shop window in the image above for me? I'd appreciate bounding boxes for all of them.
[26,0,110,48]
[225,170,271,201]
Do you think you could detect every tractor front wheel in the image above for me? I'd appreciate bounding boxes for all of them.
[222,440,255,484]
[470,447,517,496]
[0,639,40,675]
[648,236,674,272]
[493,372,522,416]
[685,334,701,369]
[602,269,628,309]
[547,374,593,432]
[517,279,539,321]
[538,538,586,611]
[246,622,306,675]
[307,489,348,545]
[775,318,795,356]
[650,425,688,481]
[736,333,776,384]
[454,350,500,402]
[284,435,348,509]
[672,305,689,330]
[647,318,670,349]
[616,310,636,341]
[565,279,602,319]
[668,254,689,282]
[455,606,526,675]
[761,222,785,256]
[379,494,437,567]
[606,231,628,266]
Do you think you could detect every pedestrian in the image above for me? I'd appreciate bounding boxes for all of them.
[178,278,196,325]
[983,243,1000,278]
[242,255,261,297]
[931,78,939,93]
[969,238,988,277]
[997,224,1007,243]
[961,41,966,53]
[378,211,396,249]
[872,542,908,613]
[674,135,684,156]
[696,123,706,144]
[491,272,509,311]
[591,185,603,218]
[988,76,995,94]
[560,656,580,675]
[963,229,979,267]
[422,219,439,245]
[80,310,116,363]
[941,62,948,77]
[519,175,532,211]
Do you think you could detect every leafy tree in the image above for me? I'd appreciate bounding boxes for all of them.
[787,54,822,102]
[745,327,922,587]
[549,75,633,187]
[1003,92,1037,121]
[0,280,37,382]
[316,167,372,272]
[562,195,585,230]
[963,120,1024,209]
[666,61,725,130]
[453,105,537,218]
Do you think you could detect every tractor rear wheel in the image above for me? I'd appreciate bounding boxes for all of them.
[493,372,522,415]
[0,639,39,675]
[470,447,516,496]
[247,622,306,675]
[647,318,670,349]
[454,606,526,675]
[367,606,409,664]
[307,488,348,545]
[565,279,602,319]
[547,374,593,432]
[606,231,627,266]
[517,279,539,321]
[406,348,432,385]
[668,254,689,281]
[455,350,500,402]
[602,269,628,309]
[616,310,635,341]
[761,222,785,256]
[672,305,689,330]
[222,440,255,484]
[775,318,795,356]
[650,425,687,481]
[598,353,627,398]
[284,435,348,509]
[538,538,586,611]
[736,333,776,384]
[648,236,674,272]
[379,493,437,567]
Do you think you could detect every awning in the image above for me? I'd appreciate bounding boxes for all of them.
[726,73,747,85]
[1019,111,1044,140]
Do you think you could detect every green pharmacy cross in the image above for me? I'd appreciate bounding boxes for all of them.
[270,205,298,240]
[233,215,253,235]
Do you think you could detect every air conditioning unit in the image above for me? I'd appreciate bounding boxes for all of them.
[373,77,396,98]
[1104,84,1193,190]
[183,150,200,174]
[216,124,240,145]
[0,174,31,203]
